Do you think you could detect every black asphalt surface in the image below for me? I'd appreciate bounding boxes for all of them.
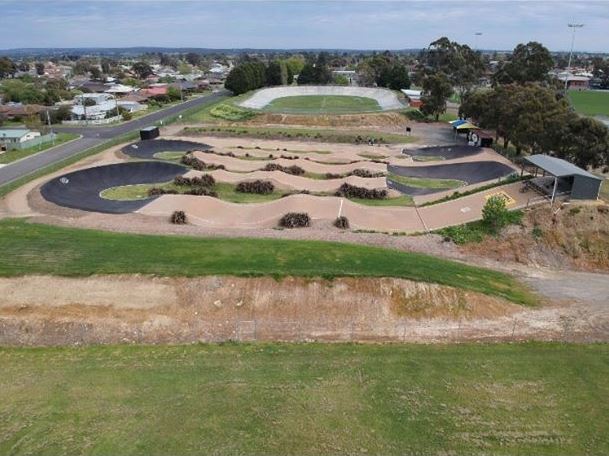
[40,161,187,214]
[0,90,228,188]
[404,145,482,160]
[388,161,516,196]
[121,139,211,160]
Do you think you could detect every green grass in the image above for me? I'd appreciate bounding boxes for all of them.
[209,103,256,121]
[0,133,79,164]
[152,151,186,161]
[568,90,609,117]
[263,95,382,114]
[0,218,535,304]
[184,92,253,122]
[182,126,416,144]
[101,181,285,204]
[388,173,465,190]
[349,195,414,206]
[1,342,608,455]
[437,211,523,245]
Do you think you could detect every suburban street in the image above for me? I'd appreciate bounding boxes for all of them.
[0,90,229,187]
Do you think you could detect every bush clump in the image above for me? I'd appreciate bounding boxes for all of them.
[174,174,216,188]
[335,183,388,200]
[235,180,275,194]
[351,169,385,178]
[181,153,225,171]
[148,187,178,197]
[185,187,218,197]
[334,216,350,229]
[263,163,305,176]
[170,210,187,224]
[278,212,311,228]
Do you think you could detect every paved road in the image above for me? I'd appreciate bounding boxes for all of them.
[0,90,229,187]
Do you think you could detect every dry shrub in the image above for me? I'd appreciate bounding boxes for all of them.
[335,183,387,199]
[278,212,311,228]
[170,210,187,224]
[148,187,178,196]
[334,216,350,229]
[236,180,275,194]
[351,168,385,178]
[263,163,305,176]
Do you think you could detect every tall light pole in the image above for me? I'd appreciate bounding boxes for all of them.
[564,23,584,93]
[474,32,483,51]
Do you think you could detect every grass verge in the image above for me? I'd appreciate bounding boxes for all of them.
[437,210,523,244]
[0,218,535,304]
[263,94,382,114]
[1,342,607,455]
[0,133,79,165]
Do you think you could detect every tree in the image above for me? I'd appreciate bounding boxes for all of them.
[333,74,349,86]
[384,63,410,90]
[556,116,609,169]
[592,57,609,89]
[89,66,102,80]
[18,61,30,72]
[185,52,202,67]
[419,37,484,97]
[132,61,153,79]
[482,195,510,234]
[35,62,45,76]
[285,56,305,76]
[296,63,317,85]
[420,72,453,121]
[492,42,553,85]
[167,86,182,102]
[0,57,17,78]
[266,61,283,86]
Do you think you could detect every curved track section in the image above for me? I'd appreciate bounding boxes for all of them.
[40,162,187,214]
[239,86,404,111]
[404,145,482,160]
[390,161,515,183]
[121,139,211,159]
[192,151,386,174]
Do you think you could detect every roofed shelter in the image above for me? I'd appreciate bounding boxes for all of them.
[522,154,603,203]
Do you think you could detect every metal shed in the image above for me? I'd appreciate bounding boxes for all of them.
[522,154,603,202]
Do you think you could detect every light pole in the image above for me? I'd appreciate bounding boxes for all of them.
[564,23,584,93]
[474,32,483,51]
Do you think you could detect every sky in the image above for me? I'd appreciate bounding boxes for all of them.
[1,0,608,52]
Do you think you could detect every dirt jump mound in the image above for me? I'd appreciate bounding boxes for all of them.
[40,162,187,214]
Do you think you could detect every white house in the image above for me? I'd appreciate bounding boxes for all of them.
[0,128,41,145]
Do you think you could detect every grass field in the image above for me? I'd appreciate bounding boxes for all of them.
[0,132,79,164]
[600,178,609,202]
[0,219,534,304]
[263,95,382,114]
[1,342,608,455]
[388,173,466,190]
[182,126,416,144]
[568,90,609,117]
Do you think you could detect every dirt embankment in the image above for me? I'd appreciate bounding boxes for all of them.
[0,275,526,346]
[464,204,609,272]
[244,111,409,129]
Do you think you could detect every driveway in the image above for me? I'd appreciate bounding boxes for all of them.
[0,90,229,187]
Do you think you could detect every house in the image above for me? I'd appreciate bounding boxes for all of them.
[71,93,118,121]
[0,128,55,152]
[105,84,138,95]
[0,103,47,120]
[139,84,168,97]
[554,72,591,90]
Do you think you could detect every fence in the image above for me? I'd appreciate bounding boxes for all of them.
[5,133,57,151]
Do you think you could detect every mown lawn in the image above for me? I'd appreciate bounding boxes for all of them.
[569,90,609,117]
[0,219,534,304]
[0,132,79,164]
[264,95,382,114]
[1,342,608,455]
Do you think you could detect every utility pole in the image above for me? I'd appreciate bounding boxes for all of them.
[46,109,54,146]
[564,23,584,93]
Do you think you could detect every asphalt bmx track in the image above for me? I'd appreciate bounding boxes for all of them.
[121,139,211,159]
[387,160,516,196]
[403,145,482,160]
[40,162,187,214]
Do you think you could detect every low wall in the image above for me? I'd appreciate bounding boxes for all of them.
[62,115,121,126]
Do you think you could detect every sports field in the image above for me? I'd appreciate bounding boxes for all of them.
[1,343,608,455]
[264,95,382,114]
[568,90,609,117]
